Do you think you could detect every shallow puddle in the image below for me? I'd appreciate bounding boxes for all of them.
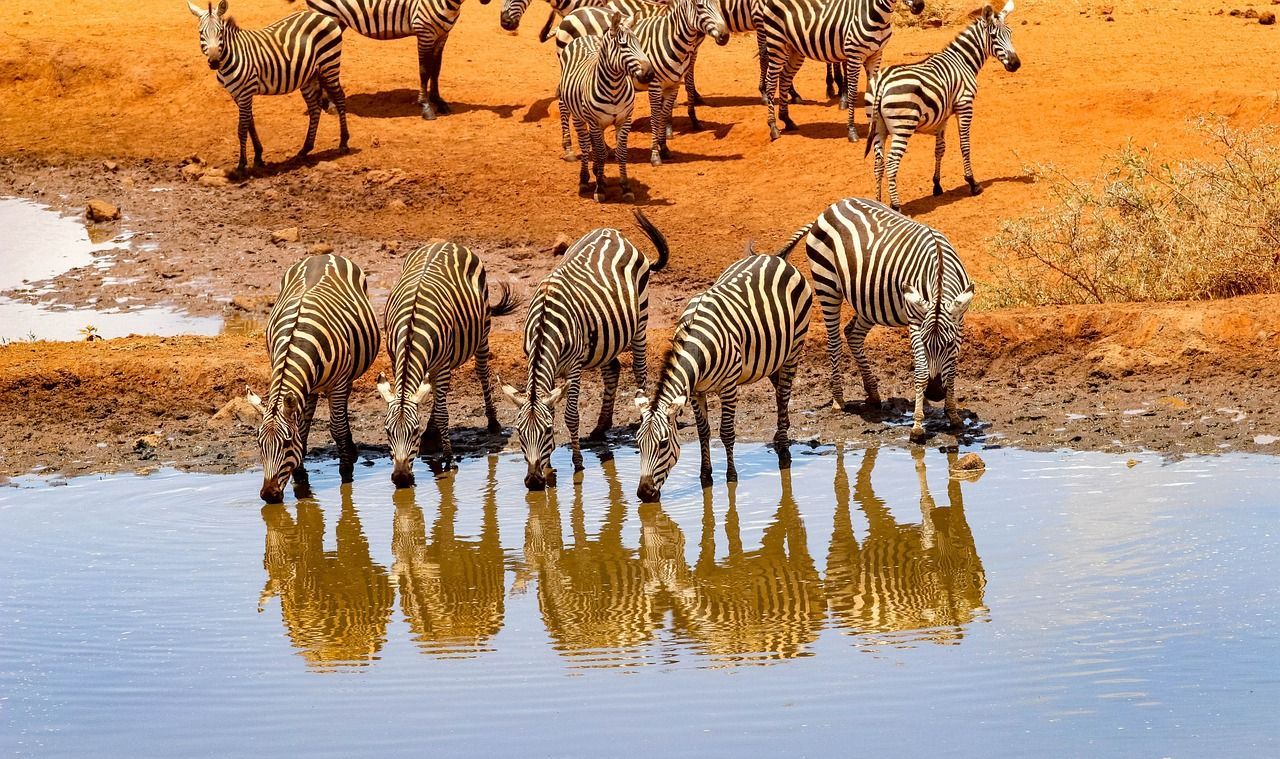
[1,445,1276,755]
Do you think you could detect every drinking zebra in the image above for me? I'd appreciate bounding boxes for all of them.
[556,0,729,165]
[291,0,492,120]
[634,244,813,501]
[188,2,350,176]
[375,242,520,487]
[558,13,654,201]
[500,211,670,491]
[246,254,380,503]
[757,0,923,141]
[785,198,974,443]
[866,2,1021,210]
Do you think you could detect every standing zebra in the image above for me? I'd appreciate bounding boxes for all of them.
[786,198,974,443]
[757,0,923,141]
[375,242,520,487]
[558,13,655,201]
[499,0,660,41]
[634,244,812,501]
[291,0,492,120]
[188,2,350,176]
[866,2,1021,210]
[500,211,669,491]
[556,0,729,165]
[247,254,380,503]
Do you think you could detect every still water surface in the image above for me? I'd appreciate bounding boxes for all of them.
[1,445,1276,756]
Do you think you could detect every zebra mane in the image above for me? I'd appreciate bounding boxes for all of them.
[525,282,555,402]
[965,4,995,20]
[651,344,680,402]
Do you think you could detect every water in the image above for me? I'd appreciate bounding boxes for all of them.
[0,198,222,341]
[1,445,1276,756]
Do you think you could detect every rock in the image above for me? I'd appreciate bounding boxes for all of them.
[271,227,300,244]
[179,154,203,167]
[121,176,135,189]
[1244,8,1258,18]
[103,160,119,172]
[198,173,230,188]
[85,199,120,222]
[387,198,408,211]
[1261,10,1276,22]
[133,434,163,460]
[1104,15,1114,21]
[263,188,280,201]
[180,163,204,181]
[1097,4,1114,14]
[230,294,273,312]
[307,242,334,255]
[1126,459,1140,468]
[209,397,260,429]
[950,453,986,480]
[924,17,942,28]
[380,240,401,253]
[1229,8,1241,15]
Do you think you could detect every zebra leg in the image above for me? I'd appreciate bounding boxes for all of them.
[945,379,963,430]
[574,118,592,194]
[558,86,575,161]
[755,28,770,102]
[430,39,450,115]
[910,377,928,444]
[719,386,739,483]
[590,358,621,440]
[886,132,910,212]
[630,325,648,392]
[234,96,254,176]
[777,53,803,133]
[957,104,981,195]
[933,131,946,196]
[826,63,839,101]
[429,369,454,471]
[293,394,319,498]
[817,290,847,410]
[763,45,782,140]
[538,10,558,44]
[842,57,861,141]
[328,383,359,483]
[693,393,713,486]
[564,368,585,472]
[416,34,437,120]
[475,331,502,434]
[321,71,350,154]
[844,318,881,408]
[649,88,666,165]
[770,359,798,469]
[298,79,323,160]
[873,128,886,202]
[616,117,635,202]
[685,46,704,107]
[589,124,608,202]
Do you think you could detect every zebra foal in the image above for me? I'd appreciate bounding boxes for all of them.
[188,1,350,176]
[866,2,1021,211]
[786,197,973,443]
[558,12,655,201]
[292,0,491,120]
[634,244,812,501]
[500,211,669,491]
[376,242,520,487]
[757,0,922,142]
[247,254,380,503]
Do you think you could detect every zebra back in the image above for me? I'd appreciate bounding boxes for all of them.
[207,10,344,98]
[557,0,721,84]
[759,0,902,64]
[301,0,472,40]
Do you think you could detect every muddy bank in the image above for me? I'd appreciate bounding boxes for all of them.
[3,294,1278,479]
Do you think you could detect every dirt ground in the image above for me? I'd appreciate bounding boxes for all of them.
[1,0,1278,478]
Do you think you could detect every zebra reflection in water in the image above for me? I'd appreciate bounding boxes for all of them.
[391,456,506,657]
[825,445,988,644]
[258,486,394,668]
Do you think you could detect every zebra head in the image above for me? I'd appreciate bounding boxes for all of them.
[187,1,230,71]
[376,372,433,489]
[605,12,656,84]
[500,378,565,491]
[689,0,730,46]
[246,386,303,504]
[901,281,975,402]
[987,2,1021,72]
[634,392,686,502]
[498,0,529,31]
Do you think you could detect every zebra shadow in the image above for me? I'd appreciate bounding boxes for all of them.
[522,96,557,124]
[238,146,360,179]
[897,175,1035,217]
[345,89,521,120]
[634,116,738,144]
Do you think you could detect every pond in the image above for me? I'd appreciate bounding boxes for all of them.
[1,444,1276,756]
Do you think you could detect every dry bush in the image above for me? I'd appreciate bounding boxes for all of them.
[987,117,1280,307]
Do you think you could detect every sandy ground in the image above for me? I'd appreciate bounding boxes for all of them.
[1,0,1278,478]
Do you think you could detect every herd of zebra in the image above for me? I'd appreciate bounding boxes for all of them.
[246,197,972,505]
[188,0,1021,208]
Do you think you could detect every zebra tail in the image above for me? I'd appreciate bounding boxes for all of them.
[489,282,522,317]
[773,222,813,260]
[633,210,670,273]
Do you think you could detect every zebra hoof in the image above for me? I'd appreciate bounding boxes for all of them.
[831,399,845,412]
[622,191,635,202]
[578,182,591,195]
[561,152,577,162]
[969,182,983,196]
[890,204,901,213]
[434,101,451,116]
[933,182,944,196]
[650,154,662,167]
[339,143,350,156]
[700,469,713,487]
[421,106,436,121]
[769,127,780,141]
[909,428,928,445]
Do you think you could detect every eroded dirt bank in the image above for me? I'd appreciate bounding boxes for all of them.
[3,295,1278,480]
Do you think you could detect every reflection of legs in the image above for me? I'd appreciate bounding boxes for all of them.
[591,358,620,440]
[845,317,880,407]
[912,446,937,549]
[719,386,738,483]
[563,368,584,472]
[693,393,712,485]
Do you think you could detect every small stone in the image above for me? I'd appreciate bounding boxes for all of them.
[180,163,205,181]
[1260,10,1276,22]
[1126,459,1139,468]
[198,173,229,188]
[1104,14,1114,21]
[380,240,401,253]
[924,17,942,28]
[133,434,163,460]
[209,397,260,429]
[271,227,300,244]
[103,160,119,172]
[1229,8,1241,15]
[307,242,335,255]
[952,453,986,472]
[121,176,135,189]
[85,199,120,222]
[263,188,280,201]
[1244,8,1258,18]
[387,198,408,211]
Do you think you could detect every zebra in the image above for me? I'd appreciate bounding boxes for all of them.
[557,13,655,201]
[246,254,380,503]
[556,0,729,165]
[290,0,492,120]
[783,197,974,443]
[375,242,520,487]
[866,2,1021,210]
[756,0,923,142]
[498,0,661,41]
[634,244,812,501]
[500,211,670,491]
[188,2,350,176]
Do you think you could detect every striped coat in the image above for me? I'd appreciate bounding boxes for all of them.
[188,2,350,174]
[247,254,380,502]
[376,242,518,485]
[634,247,812,500]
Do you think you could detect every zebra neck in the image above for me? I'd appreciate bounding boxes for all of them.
[655,345,700,405]
[595,48,631,90]
[941,22,989,73]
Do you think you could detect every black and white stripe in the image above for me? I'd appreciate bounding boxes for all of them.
[866,2,1021,210]
[189,2,349,174]
[247,254,380,503]
[756,0,923,141]
[375,242,519,487]
[557,13,655,200]
[785,197,974,443]
[501,212,669,491]
[634,244,812,501]
[295,0,491,119]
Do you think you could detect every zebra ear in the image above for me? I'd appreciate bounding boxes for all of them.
[188,2,204,18]
[666,395,686,420]
[949,285,975,319]
[609,10,623,31]
[411,381,433,406]
[901,284,929,320]
[376,372,395,405]
[246,386,265,416]
[216,0,228,16]
[499,378,527,407]
[634,393,651,412]
[999,0,1014,20]
[545,385,566,407]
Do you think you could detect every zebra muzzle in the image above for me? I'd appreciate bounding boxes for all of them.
[925,376,946,403]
